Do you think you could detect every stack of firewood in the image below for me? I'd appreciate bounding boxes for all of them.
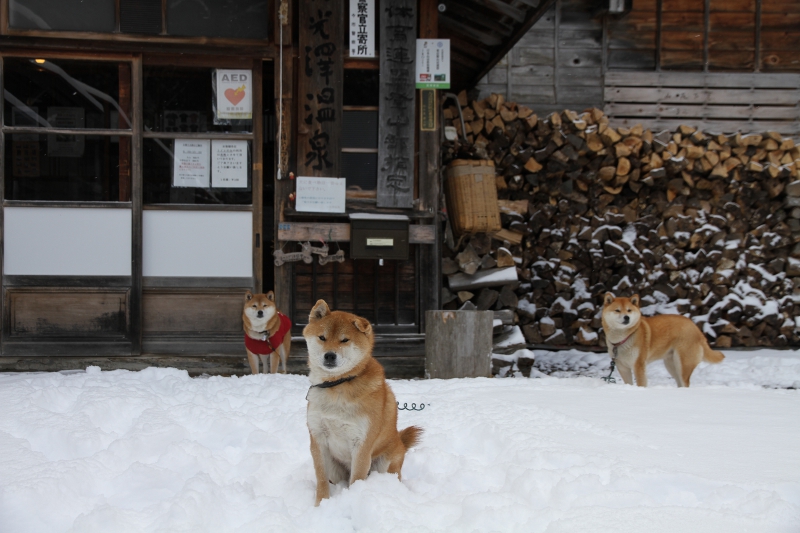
[441,91,800,353]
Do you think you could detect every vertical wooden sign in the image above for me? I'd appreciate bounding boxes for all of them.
[298,0,343,177]
[377,0,417,208]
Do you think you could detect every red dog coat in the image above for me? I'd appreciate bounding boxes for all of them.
[245,312,292,355]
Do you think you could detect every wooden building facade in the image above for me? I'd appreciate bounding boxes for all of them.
[477,0,800,135]
[0,0,553,376]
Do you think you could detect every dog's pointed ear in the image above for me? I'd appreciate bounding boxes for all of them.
[309,300,330,322]
[245,290,253,301]
[603,292,615,307]
[266,290,275,302]
[631,294,640,307]
[353,317,372,335]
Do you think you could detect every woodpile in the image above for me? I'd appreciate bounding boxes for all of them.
[441,91,800,354]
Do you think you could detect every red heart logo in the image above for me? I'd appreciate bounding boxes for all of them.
[224,87,246,106]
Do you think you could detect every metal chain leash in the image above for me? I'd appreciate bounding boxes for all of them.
[602,346,618,384]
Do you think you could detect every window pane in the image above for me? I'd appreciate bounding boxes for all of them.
[9,0,115,32]
[343,69,379,106]
[143,139,252,205]
[342,152,377,190]
[4,58,132,131]
[4,135,128,202]
[166,0,269,39]
[342,111,378,149]
[143,66,252,133]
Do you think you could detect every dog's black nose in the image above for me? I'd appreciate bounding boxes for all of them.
[623,315,630,324]
[257,310,263,318]
[323,352,337,367]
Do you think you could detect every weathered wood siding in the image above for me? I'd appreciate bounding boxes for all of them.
[605,71,800,135]
[476,1,604,116]
[476,0,800,134]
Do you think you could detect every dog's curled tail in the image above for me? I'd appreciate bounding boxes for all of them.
[703,344,725,364]
[400,426,422,450]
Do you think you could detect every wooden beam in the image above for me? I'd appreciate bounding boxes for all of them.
[131,54,143,355]
[439,16,503,47]
[466,0,558,90]
[273,0,294,310]
[277,223,436,244]
[1,0,8,34]
[252,58,263,293]
[474,0,526,23]
[0,55,5,352]
[418,0,442,331]
[444,6,515,36]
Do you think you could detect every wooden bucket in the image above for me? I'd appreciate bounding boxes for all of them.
[444,159,501,236]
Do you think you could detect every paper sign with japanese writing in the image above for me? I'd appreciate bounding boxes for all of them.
[349,0,375,58]
[211,140,248,188]
[46,107,85,157]
[173,139,210,188]
[215,69,252,120]
[296,177,346,213]
[415,39,450,89]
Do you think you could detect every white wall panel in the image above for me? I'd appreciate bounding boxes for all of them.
[143,210,252,277]
[4,207,132,276]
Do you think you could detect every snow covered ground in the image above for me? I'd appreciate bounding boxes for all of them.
[1,350,799,533]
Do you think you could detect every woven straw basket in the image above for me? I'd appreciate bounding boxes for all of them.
[444,159,501,237]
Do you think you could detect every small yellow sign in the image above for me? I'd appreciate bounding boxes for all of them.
[367,238,394,247]
[420,89,436,132]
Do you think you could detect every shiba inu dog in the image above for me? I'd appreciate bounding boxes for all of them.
[602,292,724,387]
[243,290,292,374]
[303,299,421,506]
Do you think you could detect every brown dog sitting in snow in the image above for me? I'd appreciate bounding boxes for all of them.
[602,292,724,387]
[243,290,292,374]
[303,299,421,506]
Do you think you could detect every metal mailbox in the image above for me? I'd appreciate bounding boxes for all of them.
[349,214,409,261]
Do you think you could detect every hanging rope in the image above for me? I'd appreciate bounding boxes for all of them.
[277,0,288,181]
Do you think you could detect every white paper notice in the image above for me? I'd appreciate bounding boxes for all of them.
[173,139,210,188]
[296,177,347,213]
[349,0,375,58]
[46,107,85,157]
[212,140,248,188]
[215,69,253,121]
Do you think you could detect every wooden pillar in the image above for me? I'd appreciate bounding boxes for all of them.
[131,54,143,355]
[418,0,441,331]
[118,64,132,202]
[252,59,264,293]
[0,56,5,349]
[274,0,295,316]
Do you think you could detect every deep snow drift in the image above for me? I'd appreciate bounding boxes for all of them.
[1,351,799,533]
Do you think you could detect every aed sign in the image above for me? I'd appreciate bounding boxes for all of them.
[215,69,253,121]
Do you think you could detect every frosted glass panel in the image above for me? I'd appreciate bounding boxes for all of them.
[143,210,252,277]
[4,207,132,275]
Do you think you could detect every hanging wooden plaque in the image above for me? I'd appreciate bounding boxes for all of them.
[298,0,343,178]
[377,0,417,208]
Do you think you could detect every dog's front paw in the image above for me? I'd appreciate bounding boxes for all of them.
[314,486,330,506]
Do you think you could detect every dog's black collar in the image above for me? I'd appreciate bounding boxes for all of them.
[313,375,356,389]
[306,375,356,400]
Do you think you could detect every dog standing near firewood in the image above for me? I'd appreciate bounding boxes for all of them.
[243,290,292,374]
[602,292,725,387]
[303,299,421,506]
